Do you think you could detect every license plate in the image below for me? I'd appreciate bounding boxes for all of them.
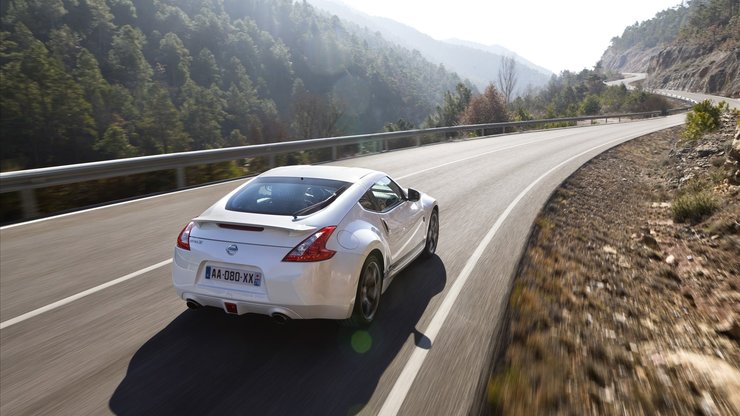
[204,265,262,287]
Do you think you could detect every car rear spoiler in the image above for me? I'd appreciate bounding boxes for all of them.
[193,212,317,233]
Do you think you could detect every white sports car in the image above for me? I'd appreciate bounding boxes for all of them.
[172,165,439,326]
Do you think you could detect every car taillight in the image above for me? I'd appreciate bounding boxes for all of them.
[283,226,337,262]
[177,221,195,250]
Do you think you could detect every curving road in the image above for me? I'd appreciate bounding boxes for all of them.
[1,115,688,415]
[606,72,740,110]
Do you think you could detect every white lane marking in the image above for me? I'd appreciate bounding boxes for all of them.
[378,133,651,415]
[0,259,172,330]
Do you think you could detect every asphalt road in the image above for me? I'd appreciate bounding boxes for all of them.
[606,72,740,109]
[0,115,686,415]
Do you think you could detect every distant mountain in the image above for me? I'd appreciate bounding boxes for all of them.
[308,0,553,95]
[444,38,554,77]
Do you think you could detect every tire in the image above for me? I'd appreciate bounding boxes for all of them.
[421,208,439,259]
[345,254,383,327]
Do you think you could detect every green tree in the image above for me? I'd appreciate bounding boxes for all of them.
[137,84,191,153]
[1,24,96,167]
[291,81,344,139]
[108,25,152,92]
[157,32,191,88]
[191,47,220,87]
[75,48,111,133]
[580,95,601,115]
[384,119,415,132]
[180,80,225,149]
[94,124,137,158]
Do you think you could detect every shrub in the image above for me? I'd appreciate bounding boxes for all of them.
[672,191,718,223]
[683,100,722,140]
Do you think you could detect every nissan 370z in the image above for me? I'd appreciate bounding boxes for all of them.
[172,165,439,326]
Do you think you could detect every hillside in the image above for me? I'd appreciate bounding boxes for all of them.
[600,0,739,97]
[0,0,463,170]
[307,0,552,94]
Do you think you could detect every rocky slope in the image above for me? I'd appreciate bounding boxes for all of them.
[600,1,739,98]
[600,45,662,74]
[646,45,740,98]
[487,113,740,415]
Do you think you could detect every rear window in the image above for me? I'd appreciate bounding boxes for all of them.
[226,177,350,216]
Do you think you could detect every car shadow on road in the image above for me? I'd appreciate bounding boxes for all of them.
[109,255,446,415]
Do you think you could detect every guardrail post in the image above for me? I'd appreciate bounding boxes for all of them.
[331,145,337,161]
[268,154,276,168]
[20,188,39,219]
[415,136,421,147]
[383,139,388,152]
[176,167,186,189]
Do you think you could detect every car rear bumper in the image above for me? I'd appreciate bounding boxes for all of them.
[177,292,349,319]
[172,246,362,320]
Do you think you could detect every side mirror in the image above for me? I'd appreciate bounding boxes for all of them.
[407,188,421,202]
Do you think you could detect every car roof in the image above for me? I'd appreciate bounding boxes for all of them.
[260,165,378,183]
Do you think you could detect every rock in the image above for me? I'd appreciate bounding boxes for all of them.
[715,319,740,342]
[687,255,694,262]
[729,135,740,162]
[614,312,627,324]
[629,342,639,352]
[617,285,628,297]
[640,233,661,250]
[602,386,614,404]
[698,391,720,416]
[635,366,647,381]
[586,313,594,326]
[602,245,618,255]
[666,255,677,265]
[587,362,609,387]
[696,145,719,158]
[641,318,656,331]
[618,256,632,269]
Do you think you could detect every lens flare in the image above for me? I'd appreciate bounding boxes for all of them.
[351,330,372,353]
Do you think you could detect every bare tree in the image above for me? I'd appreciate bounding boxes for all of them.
[497,55,518,104]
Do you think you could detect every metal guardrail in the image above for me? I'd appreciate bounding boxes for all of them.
[651,90,699,105]
[0,109,688,219]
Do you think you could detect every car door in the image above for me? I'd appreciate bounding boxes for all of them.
[367,177,424,266]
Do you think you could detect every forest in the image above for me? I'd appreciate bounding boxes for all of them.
[0,0,465,170]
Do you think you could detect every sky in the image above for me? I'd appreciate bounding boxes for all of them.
[338,0,683,73]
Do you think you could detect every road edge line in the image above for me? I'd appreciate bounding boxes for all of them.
[377,134,642,415]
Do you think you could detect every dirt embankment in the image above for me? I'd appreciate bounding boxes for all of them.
[487,114,740,415]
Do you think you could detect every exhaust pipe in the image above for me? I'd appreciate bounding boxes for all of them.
[186,299,202,310]
[271,312,290,324]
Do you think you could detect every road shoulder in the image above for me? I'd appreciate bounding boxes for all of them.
[486,114,739,414]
